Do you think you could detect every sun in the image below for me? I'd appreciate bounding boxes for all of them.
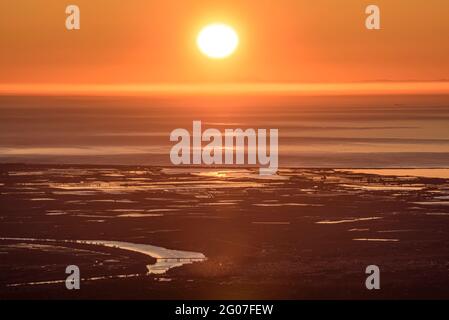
[197,23,239,59]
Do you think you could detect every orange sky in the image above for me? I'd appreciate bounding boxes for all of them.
[0,0,448,93]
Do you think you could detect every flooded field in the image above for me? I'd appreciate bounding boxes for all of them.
[1,164,449,299]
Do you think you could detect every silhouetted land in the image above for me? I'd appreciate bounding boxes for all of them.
[1,164,449,299]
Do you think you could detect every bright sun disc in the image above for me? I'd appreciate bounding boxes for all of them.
[197,23,239,59]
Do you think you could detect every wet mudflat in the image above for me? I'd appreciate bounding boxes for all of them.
[1,164,449,299]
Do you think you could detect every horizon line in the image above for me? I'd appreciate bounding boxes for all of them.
[1,81,449,96]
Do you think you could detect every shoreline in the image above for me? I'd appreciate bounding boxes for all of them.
[0,237,206,277]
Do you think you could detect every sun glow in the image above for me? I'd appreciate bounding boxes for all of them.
[197,23,239,59]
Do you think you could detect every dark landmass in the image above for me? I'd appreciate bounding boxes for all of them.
[1,164,449,299]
